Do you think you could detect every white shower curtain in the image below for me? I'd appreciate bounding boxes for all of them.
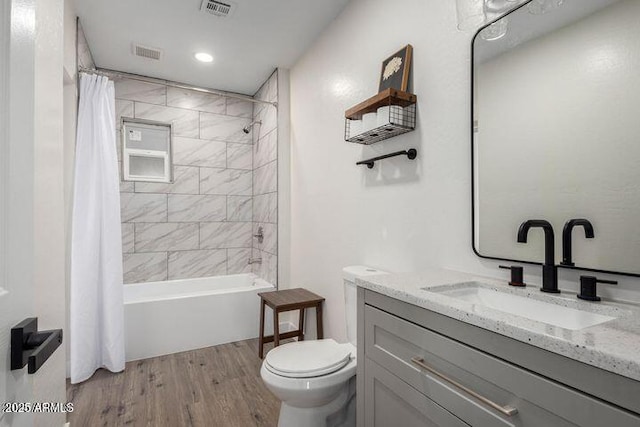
[70,73,125,383]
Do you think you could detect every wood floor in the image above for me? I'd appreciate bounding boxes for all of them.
[67,338,283,427]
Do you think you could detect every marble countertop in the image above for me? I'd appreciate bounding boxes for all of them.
[356,269,640,382]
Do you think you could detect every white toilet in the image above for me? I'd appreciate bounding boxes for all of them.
[260,266,386,427]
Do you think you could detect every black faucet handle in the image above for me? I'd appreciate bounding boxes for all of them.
[577,276,617,302]
[499,265,526,287]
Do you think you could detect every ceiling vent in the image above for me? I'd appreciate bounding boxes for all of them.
[132,44,163,61]
[200,0,236,18]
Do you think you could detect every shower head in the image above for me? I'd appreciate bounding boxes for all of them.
[242,120,262,134]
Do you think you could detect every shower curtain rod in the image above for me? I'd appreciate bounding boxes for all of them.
[78,67,278,108]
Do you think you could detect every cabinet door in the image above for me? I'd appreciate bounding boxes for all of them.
[365,304,639,427]
[364,358,469,427]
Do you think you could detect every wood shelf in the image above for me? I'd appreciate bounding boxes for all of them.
[344,88,417,145]
[345,88,417,120]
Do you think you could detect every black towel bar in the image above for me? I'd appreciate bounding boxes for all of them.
[357,149,417,169]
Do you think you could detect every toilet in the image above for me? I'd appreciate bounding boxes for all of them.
[260,266,386,427]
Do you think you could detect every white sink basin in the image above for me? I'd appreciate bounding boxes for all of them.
[427,282,616,330]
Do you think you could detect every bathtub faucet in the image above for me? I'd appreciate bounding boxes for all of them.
[248,258,262,265]
[254,226,264,244]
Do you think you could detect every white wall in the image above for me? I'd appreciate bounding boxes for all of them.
[476,0,640,273]
[288,0,640,343]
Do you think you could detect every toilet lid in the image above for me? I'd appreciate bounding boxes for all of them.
[265,339,353,378]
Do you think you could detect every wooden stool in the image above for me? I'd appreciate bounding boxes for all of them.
[257,288,325,359]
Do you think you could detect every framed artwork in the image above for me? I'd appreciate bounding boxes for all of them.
[378,44,413,93]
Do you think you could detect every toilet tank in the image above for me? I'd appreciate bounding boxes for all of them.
[343,266,388,346]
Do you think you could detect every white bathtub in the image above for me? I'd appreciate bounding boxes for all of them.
[124,273,275,361]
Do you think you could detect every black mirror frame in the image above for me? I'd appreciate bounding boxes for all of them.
[469,0,640,278]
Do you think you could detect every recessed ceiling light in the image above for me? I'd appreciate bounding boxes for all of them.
[194,52,214,63]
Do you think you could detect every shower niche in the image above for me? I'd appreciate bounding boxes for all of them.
[121,118,173,183]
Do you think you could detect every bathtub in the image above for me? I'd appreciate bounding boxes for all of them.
[124,273,275,361]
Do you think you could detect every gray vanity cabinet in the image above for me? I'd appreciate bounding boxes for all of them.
[356,289,640,427]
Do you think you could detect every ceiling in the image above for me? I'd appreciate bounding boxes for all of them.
[475,0,620,63]
[73,0,350,95]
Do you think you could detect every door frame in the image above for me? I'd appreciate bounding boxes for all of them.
[1,1,68,425]
[0,0,8,297]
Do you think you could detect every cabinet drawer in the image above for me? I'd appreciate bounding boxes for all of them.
[364,357,469,427]
[365,305,639,427]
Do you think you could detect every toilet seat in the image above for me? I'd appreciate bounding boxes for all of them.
[265,339,353,378]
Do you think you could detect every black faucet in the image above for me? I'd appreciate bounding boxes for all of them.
[561,219,594,267]
[517,220,560,293]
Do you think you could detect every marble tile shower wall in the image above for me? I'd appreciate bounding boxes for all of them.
[252,71,278,285]
[115,77,259,283]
